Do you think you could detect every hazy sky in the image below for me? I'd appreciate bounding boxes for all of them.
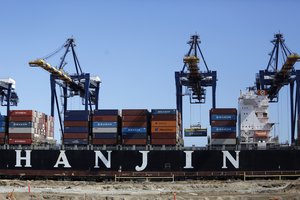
[1,0,299,145]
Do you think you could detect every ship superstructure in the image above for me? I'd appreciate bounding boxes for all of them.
[238,89,274,144]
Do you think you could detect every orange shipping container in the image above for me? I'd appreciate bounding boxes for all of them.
[151,121,177,127]
[122,115,147,122]
[151,127,177,133]
[254,131,268,138]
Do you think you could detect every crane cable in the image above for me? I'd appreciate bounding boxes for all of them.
[42,44,65,60]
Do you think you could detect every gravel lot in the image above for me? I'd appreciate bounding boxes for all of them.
[0,179,300,200]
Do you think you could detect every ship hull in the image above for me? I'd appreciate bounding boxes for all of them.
[1,148,300,179]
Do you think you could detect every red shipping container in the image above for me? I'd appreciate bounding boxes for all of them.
[92,116,118,122]
[9,133,32,139]
[0,133,5,138]
[92,139,118,145]
[210,120,236,126]
[10,110,36,117]
[211,132,236,139]
[0,138,4,144]
[64,121,89,127]
[210,108,237,114]
[9,116,36,122]
[122,115,147,122]
[63,133,89,139]
[151,139,177,145]
[151,115,177,121]
[122,139,147,145]
[9,138,32,145]
[122,121,147,127]
[122,109,149,116]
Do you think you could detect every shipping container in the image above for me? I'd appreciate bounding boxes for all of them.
[10,110,36,117]
[0,127,5,133]
[122,127,147,133]
[92,139,117,145]
[9,116,37,122]
[63,138,88,145]
[122,115,147,122]
[211,126,236,133]
[122,133,147,139]
[0,133,5,138]
[151,127,177,133]
[8,133,33,139]
[122,109,149,116]
[63,133,89,139]
[210,120,236,126]
[0,121,6,127]
[92,115,118,122]
[64,114,89,121]
[8,138,32,145]
[210,138,236,145]
[0,115,7,121]
[151,109,177,115]
[92,127,118,133]
[8,127,36,134]
[122,139,147,145]
[64,126,89,133]
[122,121,147,127]
[151,138,177,145]
[151,132,177,139]
[64,121,89,127]
[184,129,207,137]
[210,114,237,121]
[93,133,117,139]
[151,114,177,121]
[93,109,119,116]
[93,121,118,128]
[210,108,237,114]
[151,121,177,127]
[211,132,236,139]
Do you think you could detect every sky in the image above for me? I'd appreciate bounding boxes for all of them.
[1,0,300,146]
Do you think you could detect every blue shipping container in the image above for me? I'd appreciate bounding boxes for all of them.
[93,109,119,116]
[0,122,6,127]
[63,139,88,145]
[184,130,207,137]
[210,114,237,121]
[151,109,177,115]
[211,126,236,133]
[122,133,147,139]
[0,115,6,121]
[93,121,117,128]
[0,127,5,133]
[122,127,147,133]
[93,133,117,139]
[9,122,34,128]
[64,126,89,133]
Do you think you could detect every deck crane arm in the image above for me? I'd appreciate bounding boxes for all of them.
[175,35,217,138]
[255,33,300,145]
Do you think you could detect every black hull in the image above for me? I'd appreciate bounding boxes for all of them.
[1,148,300,179]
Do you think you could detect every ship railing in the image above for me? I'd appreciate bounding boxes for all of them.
[114,174,175,182]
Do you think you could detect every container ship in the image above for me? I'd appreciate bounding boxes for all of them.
[0,34,300,180]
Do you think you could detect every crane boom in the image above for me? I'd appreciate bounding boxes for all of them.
[29,59,72,83]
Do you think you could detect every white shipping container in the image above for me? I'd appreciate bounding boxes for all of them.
[9,127,37,134]
[210,138,236,145]
[92,127,118,133]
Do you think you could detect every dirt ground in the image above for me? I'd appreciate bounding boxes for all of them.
[0,178,300,200]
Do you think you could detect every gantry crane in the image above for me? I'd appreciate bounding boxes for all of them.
[255,33,300,145]
[175,35,217,136]
[29,38,101,135]
[0,78,18,115]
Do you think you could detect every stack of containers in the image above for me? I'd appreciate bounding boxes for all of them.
[122,109,149,145]
[8,110,47,145]
[0,114,6,144]
[45,115,55,143]
[210,108,237,145]
[63,110,89,145]
[151,109,179,145]
[92,109,120,145]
